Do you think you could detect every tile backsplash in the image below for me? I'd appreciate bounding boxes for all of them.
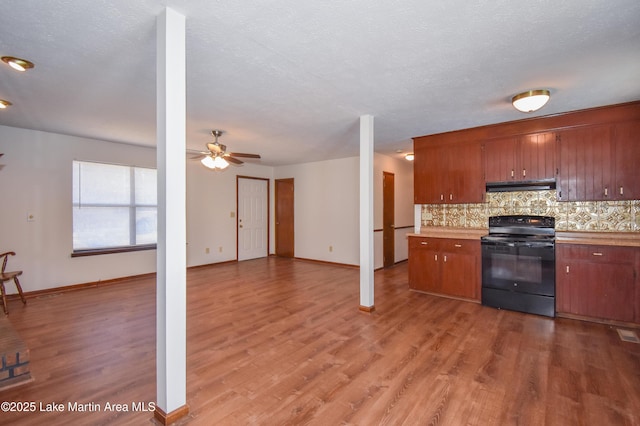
[421,190,640,232]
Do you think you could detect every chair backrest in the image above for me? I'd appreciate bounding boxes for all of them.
[1,251,16,274]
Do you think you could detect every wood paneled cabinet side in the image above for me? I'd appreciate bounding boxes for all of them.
[413,138,484,204]
[408,236,480,301]
[556,244,638,323]
[484,132,556,183]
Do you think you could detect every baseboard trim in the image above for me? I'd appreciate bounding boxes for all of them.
[154,404,189,425]
[359,305,375,313]
[8,260,239,301]
[294,257,359,269]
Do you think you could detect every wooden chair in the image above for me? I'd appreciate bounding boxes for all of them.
[0,251,27,314]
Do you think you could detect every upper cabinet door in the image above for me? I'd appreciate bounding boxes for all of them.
[414,139,484,204]
[613,120,640,200]
[557,125,613,201]
[484,136,518,182]
[448,140,485,204]
[519,132,556,181]
[484,133,556,183]
[414,142,446,204]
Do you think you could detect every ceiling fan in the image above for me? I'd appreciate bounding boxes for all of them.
[197,130,261,170]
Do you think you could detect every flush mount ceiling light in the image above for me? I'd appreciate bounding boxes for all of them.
[405,153,415,161]
[512,89,550,113]
[2,56,35,72]
[0,99,12,109]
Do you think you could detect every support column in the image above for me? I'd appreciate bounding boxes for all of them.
[359,115,375,312]
[155,8,188,425]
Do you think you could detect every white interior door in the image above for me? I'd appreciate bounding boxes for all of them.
[237,177,268,261]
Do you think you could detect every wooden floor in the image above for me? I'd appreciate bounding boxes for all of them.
[1,257,639,425]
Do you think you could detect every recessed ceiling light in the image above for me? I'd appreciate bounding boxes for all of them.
[2,56,35,72]
[0,99,12,109]
[405,153,414,161]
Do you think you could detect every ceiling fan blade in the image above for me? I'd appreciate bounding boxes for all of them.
[227,152,261,159]
[225,156,244,165]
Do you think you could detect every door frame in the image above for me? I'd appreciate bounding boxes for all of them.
[236,176,270,260]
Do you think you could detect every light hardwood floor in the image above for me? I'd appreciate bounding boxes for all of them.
[2,257,639,425]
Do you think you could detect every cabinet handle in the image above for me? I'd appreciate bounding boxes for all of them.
[604,187,608,197]
[566,266,570,273]
[620,186,624,196]
[420,242,428,245]
[511,169,514,178]
[592,252,603,256]
[434,254,438,261]
[454,244,462,248]
[449,193,453,201]
[443,255,447,262]
[440,194,444,201]
[522,169,526,177]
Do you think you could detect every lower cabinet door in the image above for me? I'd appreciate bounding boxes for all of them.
[441,251,478,300]
[558,259,635,323]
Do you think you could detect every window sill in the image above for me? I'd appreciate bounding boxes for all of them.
[71,244,157,258]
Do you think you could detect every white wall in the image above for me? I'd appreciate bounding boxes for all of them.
[0,125,159,292]
[0,125,274,292]
[373,153,414,268]
[275,157,360,265]
[186,160,273,266]
[0,125,413,292]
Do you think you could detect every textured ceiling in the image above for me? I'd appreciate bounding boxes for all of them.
[1,0,639,166]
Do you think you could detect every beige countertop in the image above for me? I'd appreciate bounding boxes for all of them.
[408,227,487,240]
[409,227,640,247]
[556,231,640,247]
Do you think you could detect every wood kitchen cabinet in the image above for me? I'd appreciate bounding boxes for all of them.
[556,124,613,201]
[413,139,484,204]
[556,243,639,323]
[613,120,640,200]
[484,132,556,183]
[557,120,640,201]
[408,236,480,301]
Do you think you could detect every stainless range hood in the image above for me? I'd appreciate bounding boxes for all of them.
[486,179,556,193]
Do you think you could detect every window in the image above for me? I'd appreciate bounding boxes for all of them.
[72,160,157,255]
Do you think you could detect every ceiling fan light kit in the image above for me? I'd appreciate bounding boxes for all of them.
[512,89,551,113]
[0,99,12,109]
[198,129,261,171]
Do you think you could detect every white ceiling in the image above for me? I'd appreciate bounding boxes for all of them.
[1,0,639,166]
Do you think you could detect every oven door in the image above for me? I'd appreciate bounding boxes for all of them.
[481,239,555,296]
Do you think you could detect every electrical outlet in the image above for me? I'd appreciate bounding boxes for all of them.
[329,245,333,252]
[205,247,210,254]
[219,246,223,253]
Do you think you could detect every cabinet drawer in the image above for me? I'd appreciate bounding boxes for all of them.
[440,239,479,254]
[558,244,635,264]
[408,237,441,250]
[409,237,431,250]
